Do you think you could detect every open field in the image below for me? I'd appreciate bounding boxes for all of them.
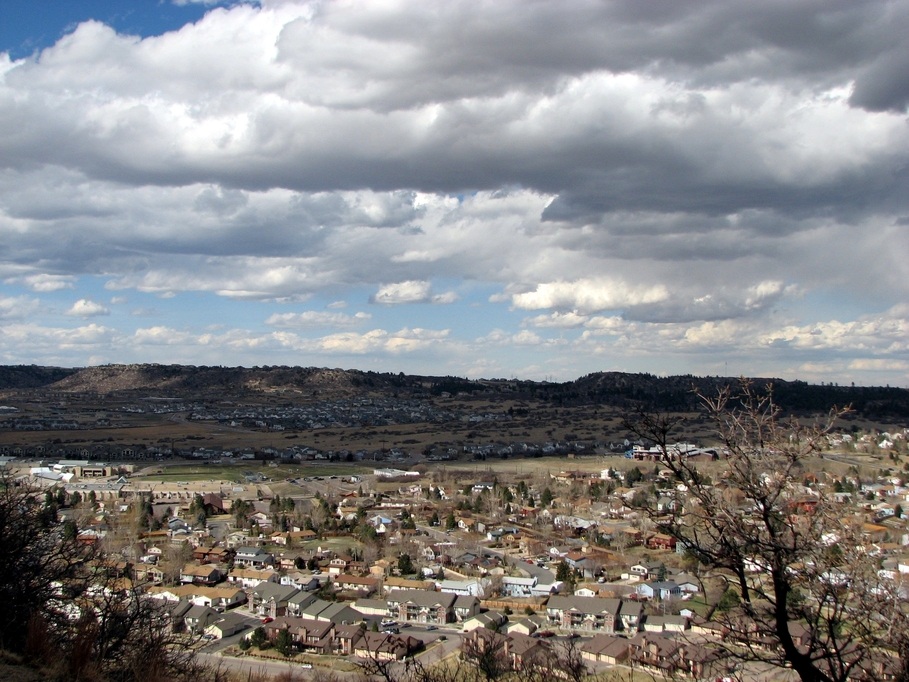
[133,461,372,483]
[3,385,906,487]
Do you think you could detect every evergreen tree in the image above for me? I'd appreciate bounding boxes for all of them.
[274,629,293,657]
[398,553,415,575]
[250,627,267,649]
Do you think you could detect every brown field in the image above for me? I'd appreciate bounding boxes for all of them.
[2,393,904,484]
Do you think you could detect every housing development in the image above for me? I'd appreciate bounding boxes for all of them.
[3,366,909,681]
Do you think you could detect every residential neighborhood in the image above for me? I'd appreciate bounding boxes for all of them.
[4,413,909,681]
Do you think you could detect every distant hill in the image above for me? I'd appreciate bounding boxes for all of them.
[0,364,906,420]
[0,365,78,389]
[37,364,373,397]
[533,371,909,419]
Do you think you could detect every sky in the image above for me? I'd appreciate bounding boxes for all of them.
[1,0,908,385]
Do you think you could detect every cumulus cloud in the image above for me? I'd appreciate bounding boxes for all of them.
[370,281,457,305]
[430,291,460,305]
[523,312,590,329]
[0,1,907,382]
[65,299,110,318]
[511,278,669,314]
[0,295,40,320]
[372,281,432,305]
[265,310,371,329]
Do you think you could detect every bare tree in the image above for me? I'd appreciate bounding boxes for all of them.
[0,474,93,654]
[0,473,223,682]
[624,381,909,682]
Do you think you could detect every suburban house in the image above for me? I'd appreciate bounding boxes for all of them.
[280,571,321,591]
[629,561,664,580]
[386,590,457,625]
[438,579,481,596]
[461,628,551,672]
[227,567,278,589]
[580,634,631,665]
[333,574,379,595]
[453,595,482,623]
[249,583,300,618]
[351,598,389,617]
[264,617,335,654]
[353,631,421,661]
[333,624,365,655]
[180,563,223,586]
[642,615,689,634]
[134,563,164,585]
[147,585,246,610]
[627,632,683,676]
[193,546,232,564]
[327,557,351,575]
[183,604,220,634]
[204,612,247,640]
[382,577,433,595]
[234,547,274,569]
[298,599,363,625]
[618,600,643,632]
[505,615,547,636]
[546,595,625,633]
[501,576,537,597]
[636,580,681,600]
[270,529,317,546]
[462,611,508,633]
[285,590,319,617]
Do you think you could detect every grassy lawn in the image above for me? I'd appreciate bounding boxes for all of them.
[299,537,361,553]
[678,594,712,619]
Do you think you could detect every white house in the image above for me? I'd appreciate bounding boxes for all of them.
[438,579,481,597]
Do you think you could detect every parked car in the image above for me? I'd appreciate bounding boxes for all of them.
[261,617,273,624]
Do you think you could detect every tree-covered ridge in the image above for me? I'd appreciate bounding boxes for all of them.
[0,364,906,419]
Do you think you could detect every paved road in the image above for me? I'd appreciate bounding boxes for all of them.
[199,612,261,654]
[483,546,557,586]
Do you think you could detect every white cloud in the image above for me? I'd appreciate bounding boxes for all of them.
[511,330,543,346]
[264,310,371,329]
[65,299,110,318]
[6,274,76,292]
[848,359,909,372]
[0,1,907,383]
[0,295,40,320]
[430,291,460,305]
[297,327,451,355]
[523,311,589,329]
[372,281,432,305]
[512,278,669,314]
